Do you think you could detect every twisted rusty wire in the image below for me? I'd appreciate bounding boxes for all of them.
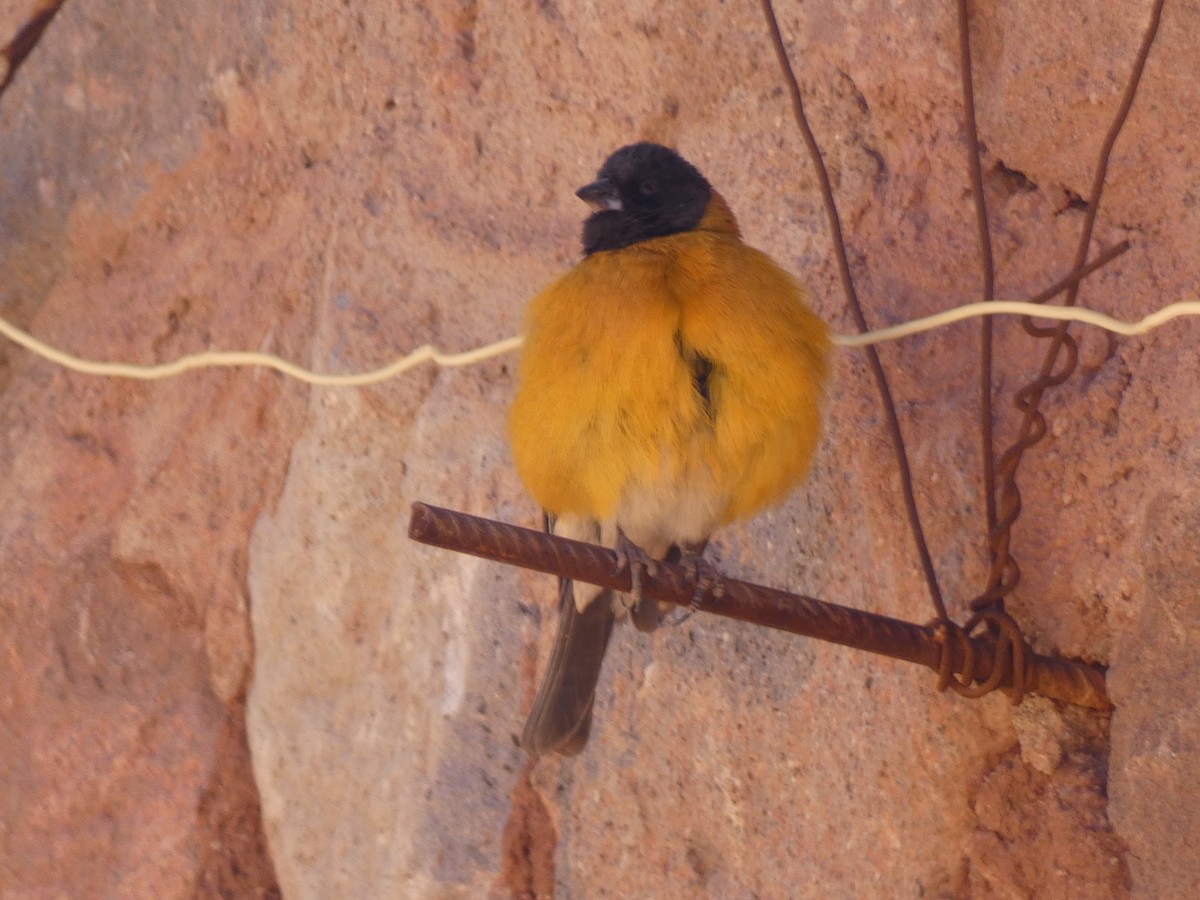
[758,0,947,624]
[974,0,1166,611]
[1021,243,1131,310]
[759,0,1143,706]
[0,0,67,99]
[409,503,1111,710]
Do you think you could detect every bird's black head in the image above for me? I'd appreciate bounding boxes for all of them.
[577,142,712,255]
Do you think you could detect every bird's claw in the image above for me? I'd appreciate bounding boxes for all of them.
[682,552,726,611]
[614,530,657,607]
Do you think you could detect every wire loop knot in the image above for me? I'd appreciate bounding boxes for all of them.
[934,609,1029,703]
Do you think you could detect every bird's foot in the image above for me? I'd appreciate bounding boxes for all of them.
[614,530,658,608]
[681,551,726,611]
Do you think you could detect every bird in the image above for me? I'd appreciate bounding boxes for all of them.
[509,141,830,755]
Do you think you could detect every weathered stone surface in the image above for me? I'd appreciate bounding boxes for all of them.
[2,2,284,896]
[968,751,1129,898]
[2,1,1197,897]
[1108,491,1200,898]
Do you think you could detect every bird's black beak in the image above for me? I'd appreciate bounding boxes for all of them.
[575,178,622,212]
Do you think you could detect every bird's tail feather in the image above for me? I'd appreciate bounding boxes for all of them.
[521,577,615,756]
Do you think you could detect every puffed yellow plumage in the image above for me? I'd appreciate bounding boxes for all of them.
[509,143,829,755]
[510,194,828,547]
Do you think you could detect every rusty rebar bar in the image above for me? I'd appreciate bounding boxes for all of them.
[408,502,1111,710]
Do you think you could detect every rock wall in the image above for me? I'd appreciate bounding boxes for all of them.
[1,1,1196,897]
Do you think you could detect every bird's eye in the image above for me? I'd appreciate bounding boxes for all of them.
[639,179,658,195]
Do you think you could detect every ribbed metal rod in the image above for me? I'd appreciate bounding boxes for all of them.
[408,502,1110,710]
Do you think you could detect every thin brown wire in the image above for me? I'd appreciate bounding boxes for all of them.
[977,0,1167,610]
[758,0,948,624]
[954,0,1000,548]
[760,0,1146,708]
[0,0,67,99]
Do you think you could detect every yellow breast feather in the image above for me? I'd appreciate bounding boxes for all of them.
[670,230,831,523]
[509,247,708,521]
